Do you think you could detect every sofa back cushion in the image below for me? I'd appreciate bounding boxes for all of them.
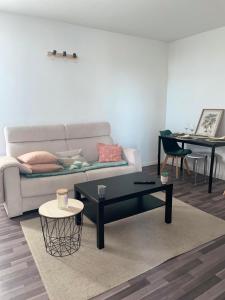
[4,122,113,162]
[4,124,67,157]
[65,123,113,162]
[66,137,113,162]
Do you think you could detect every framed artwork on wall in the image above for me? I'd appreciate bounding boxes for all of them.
[195,109,224,137]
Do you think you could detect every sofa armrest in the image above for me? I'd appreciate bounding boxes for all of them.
[3,166,23,218]
[122,148,142,172]
[0,156,30,175]
[0,156,23,217]
[0,156,18,204]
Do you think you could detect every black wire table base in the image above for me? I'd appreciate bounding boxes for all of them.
[40,213,83,257]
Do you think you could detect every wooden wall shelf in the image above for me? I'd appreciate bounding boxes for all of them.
[47,50,77,59]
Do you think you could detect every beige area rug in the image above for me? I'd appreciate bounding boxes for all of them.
[21,192,225,300]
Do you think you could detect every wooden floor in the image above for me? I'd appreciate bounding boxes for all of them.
[92,166,225,300]
[0,207,48,299]
[0,165,225,300]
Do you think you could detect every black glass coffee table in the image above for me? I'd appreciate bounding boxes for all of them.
[74,172,173,249]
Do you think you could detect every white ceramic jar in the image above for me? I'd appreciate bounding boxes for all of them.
[57,188,69,209]
[161,175,168,184]
[161,171,169,184]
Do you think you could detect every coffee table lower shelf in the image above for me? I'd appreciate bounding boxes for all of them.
[74,185,173,249]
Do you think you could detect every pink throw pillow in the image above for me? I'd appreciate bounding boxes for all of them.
[98,143,122,162]
[19,163,33,174]
[18,151,57,165]
[23,163,63,173]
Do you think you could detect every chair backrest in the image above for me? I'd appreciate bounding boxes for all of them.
[160,130,180,154]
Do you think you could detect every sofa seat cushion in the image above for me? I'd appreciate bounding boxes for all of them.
[21,172,87,198]
[86,165,136,181]
[22,161,128,178]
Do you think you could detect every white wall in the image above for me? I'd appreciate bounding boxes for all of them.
[0,12,168,165]
[166,27,225,178]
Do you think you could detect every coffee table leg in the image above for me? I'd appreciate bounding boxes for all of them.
[75,188,81,200]
[137,195,143,211]
[76,212,82,226]
[165,185,173,224]
[75,189,82,225]
[97,201,104,249]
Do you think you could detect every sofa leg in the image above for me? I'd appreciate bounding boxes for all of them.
[3,202,23,218]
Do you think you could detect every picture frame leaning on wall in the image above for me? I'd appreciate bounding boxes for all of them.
[195,109,224,137]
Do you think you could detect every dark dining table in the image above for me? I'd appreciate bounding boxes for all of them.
[158,135,225,193]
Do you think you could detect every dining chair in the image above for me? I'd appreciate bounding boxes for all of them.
[186,153,208,184]
[160,130,192,178]
[195,151,221,180]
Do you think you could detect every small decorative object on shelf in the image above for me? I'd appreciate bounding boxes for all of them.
[47,50,78,59]
[57,188,68,209]
[161,171,169,184]
[97,185,106,199]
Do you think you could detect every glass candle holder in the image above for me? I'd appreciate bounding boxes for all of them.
[97,185,106,199]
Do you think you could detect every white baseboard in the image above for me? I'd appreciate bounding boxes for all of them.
[142,159,225,181]
[142,161,158,167]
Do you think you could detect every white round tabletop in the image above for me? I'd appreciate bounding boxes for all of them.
[38,199,84,219]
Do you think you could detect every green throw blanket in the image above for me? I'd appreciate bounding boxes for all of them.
[23,161,128,178]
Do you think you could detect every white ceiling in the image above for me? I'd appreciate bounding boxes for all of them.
[1,0,225,42]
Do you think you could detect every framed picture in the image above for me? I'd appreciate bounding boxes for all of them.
[195,109,224,137]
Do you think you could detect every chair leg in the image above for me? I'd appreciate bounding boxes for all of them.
[184,158,190,175]
[214,156,218,181]
[204,156,208,182]
[175,156,179,179]
[193,158,198,185]
[171,157,174,174]
[161,155,169,173]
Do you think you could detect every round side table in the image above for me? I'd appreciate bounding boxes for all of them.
[39,199,84,257]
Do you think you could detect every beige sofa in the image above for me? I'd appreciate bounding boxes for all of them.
[0,122,142,218]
